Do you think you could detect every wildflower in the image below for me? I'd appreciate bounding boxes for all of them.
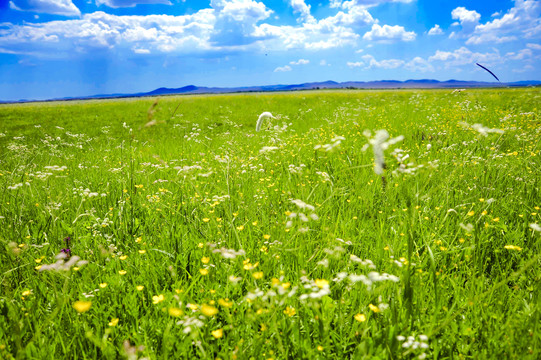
[284,306,296,317]
[530,223,541,232]
[168,307,183,317]
[99,283,107,288]
[460,122,504,137]
[201,257,210,264]
[314,279,329,289]
[22,289,32,297]
[211,328,224,339]
[263,234,271,240]
[228,275,242,283]
[368,304,380,313]
[202,218,210,223]
[73,300,92,313]
[200,268,209,275]
[201,304,218,317]
[259,146,279,154]
[118,270,127,275]
[252,271,264,279]
[119,255,128,260]
[467,211,475,216]
[108,318,119,327]
[218,298,233,308]
[362,130,404,175]
[152,294,165,304]
[354,313,366,322]
[138,250,146,254]
[504,245,522,251]
[136,285,144,291]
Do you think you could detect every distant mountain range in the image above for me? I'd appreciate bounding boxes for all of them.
[5,79,541,103]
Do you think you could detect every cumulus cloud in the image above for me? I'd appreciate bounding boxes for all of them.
[96,0,172,8]
[289,0,315,23]
[451,7,481,25]
[347,61,363,68]
[505,48,533,60]
[9,0,80,16]
[428,24,443,35]
[363,24,416,42]
[290,59,309,65]
[404,56,434,72]
[467,0,541,44]
[0,11,216,55]
[361,54,404,68]
[428,46,501,67]
[274,65,292,72]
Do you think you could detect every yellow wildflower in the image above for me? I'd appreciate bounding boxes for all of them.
[314,279,329,289]
[152,294,165,304]
[283,306,296,317]
[201,304,219,317]
[211,329,224,339]
[354,313,366,322]
[73,301,92,313]
[168,307,183,317]
[108,318,119,327]
[368,304,380,313]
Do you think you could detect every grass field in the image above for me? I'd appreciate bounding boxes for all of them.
[0,88,540,359]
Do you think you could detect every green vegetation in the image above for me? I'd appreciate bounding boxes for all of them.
[0,89,540,359]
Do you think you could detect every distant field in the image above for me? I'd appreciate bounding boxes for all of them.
[0,88,540,359]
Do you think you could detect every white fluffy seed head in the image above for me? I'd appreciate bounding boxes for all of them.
[256,112,274,132]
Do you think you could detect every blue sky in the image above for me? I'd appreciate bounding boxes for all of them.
[0,0,540,101]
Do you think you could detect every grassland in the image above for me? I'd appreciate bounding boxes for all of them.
[0,88,540,359]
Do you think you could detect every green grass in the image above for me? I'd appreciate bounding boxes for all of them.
[0,88,540,359]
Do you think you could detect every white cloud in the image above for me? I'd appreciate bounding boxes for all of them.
[467,1,541,44]
[96,0,172,8]
[450,6,480,38]
[428,24,443,35]
[362,24,416,42]
[274,65,292,72]
[132,47,150,54]
[451,7,480,24]
[290,59,309,65]
[527,43,541,50]
[404,56,434,72]
[319,59,330,66]
[361,54,404,68]
[505,48,533,60]
[9,0,80,16]
[347,61,363,68]
[428,46,501,67]
[465,34,516,45]
[289,0,315,23]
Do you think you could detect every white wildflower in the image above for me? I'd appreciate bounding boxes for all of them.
[362,130,404,175]
[460,122,504,137]
[259,146,279,154]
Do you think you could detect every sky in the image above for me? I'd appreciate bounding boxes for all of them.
[0,0,540,101]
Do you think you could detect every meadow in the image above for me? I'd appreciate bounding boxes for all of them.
[0,88,540,359]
